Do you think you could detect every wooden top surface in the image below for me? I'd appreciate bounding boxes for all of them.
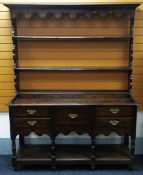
[4,2,140,9]
[9,91,136,106]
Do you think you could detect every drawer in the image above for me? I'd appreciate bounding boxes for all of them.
[55,106,92,123]
[95,117,132,128]
[13,118,51,128]
[96,106,133,117]
[12,107,49,118]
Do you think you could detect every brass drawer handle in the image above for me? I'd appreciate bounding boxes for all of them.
[110,108,120,114]
[27,109,37,115]
[27,120,37,126]
[68,113,78,119]
[109,120,119,126]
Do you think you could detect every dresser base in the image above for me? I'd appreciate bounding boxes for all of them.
[9,91,137,170]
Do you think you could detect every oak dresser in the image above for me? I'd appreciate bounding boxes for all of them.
[4,2,140,170]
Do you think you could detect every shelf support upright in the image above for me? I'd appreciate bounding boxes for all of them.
[128,10,136,169]
[128,11,135,92]
[12,17,19,94]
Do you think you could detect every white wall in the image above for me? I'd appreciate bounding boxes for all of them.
[0,113,10,138]
[136,112,143,138]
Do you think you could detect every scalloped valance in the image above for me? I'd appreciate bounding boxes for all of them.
[4,3,140,19]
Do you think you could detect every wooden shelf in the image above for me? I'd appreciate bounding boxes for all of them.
[56,145,91,163]
[16,144,91,164]
[15,66,132,72]
[19,90,131,95]
[16,144,131,165]
[13,35,132,41]
[96,144,131,164]
[17,144,51,164]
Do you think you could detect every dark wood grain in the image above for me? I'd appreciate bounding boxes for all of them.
[55,106,92,122]
[4,3,140,19]
[96,106,134,117]
[95,117,132,128]
[16,144,131,165]
[12,106,49,117]
[96,144,131,164]
[9,93,136,106]
[17,144,51,164]
[13,118,51,128]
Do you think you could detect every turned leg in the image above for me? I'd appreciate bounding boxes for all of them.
[90,137,95,170]
[51,137,56,170]
[11,136,17,170]
[129,136,136,170]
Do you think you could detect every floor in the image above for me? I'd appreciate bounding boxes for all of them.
[1,156,143,175]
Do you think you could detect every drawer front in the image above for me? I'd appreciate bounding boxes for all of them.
[12,107,49,118]
[96,106,133,117]
[95,117,132,128]
[13,118,51,128]
[55,106,92,124]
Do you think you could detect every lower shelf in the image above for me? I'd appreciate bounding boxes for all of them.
[17,145,51,164]
[16,144,131,166]
[96,145,131,164]
[56,145,91,163]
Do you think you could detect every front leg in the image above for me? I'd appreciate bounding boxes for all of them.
[90,137,95,170]
[11,136,17,169]
[129,136,136,170]
[51,137,56,170]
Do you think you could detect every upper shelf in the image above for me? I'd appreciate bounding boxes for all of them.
[13,35,132,41]
[14,66,132,72]
[4,3,140,19]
